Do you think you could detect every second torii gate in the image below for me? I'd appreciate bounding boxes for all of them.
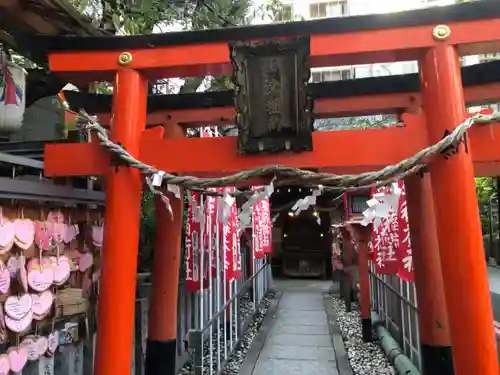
[29,1,500,375]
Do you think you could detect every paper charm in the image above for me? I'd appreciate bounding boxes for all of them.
[271,213,279,225]
[167,184,181,199]
[218,189,235,225]
[292,194,317,216]
[239,189,261,228]
[255,179,275,201]
[361,194,392,226]
[151,171,165,187]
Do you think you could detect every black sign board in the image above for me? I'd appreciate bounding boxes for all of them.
[229,37,313,155]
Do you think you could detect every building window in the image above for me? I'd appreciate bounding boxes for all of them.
[309,1,348,19]
[311,68,352,83]
[480,53,500,63]
[276,4,293,21]
[351,195,369,214]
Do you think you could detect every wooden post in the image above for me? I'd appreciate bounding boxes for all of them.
[340,228,355,311]
[94,69,148,375]
[146,124,185,375]
[419,42,498,375]
[405,174,453,375]
[348,224,372,342]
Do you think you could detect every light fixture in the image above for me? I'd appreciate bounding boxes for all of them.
[284,233,288,238]
[320,233,324,238]
[288,212,294,217]
[312,211,319,217]
[288,188,291,192]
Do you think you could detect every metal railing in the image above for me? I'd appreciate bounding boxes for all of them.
[133,252,272,375]
[188,253,271,375]
[369,262,422,371]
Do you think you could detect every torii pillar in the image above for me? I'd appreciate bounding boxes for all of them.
[346,223,372,342]
[419,28,498,375]
[45,64,166,375]
[146,124,186,375]
[405,174,453,375]
[94,69,148,375]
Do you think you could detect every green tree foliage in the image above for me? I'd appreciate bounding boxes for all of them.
[65,0,284,271]
[476,177,497,205]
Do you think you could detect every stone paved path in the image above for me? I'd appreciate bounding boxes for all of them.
[251,280,340,375]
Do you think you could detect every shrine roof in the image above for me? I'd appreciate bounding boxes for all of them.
[0,0,106,64]
[62,59,500,114]
[15,0,500,56]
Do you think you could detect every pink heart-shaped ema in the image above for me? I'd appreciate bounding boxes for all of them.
[18,264,28,293]
[0,304,5,330]
[46,221,65,244]
[4,294,32,320]
[7,256,20,279]
[47,211,64,223]
[12,219,34,251]
[5,310,32,333]
[78,252,93,272]
[92,225,104,247]
[36,336,48,356]
[7,345,28,373]
[34,221,52,250]
[0,264,10,295]
[21,336,39,361]
[0,354,10,375]
[0,219,14,253]
[63,224,79,244]
[47,331,59,356]
[53,256,71,285]
[27,260,53,292]
[31,291,54,317]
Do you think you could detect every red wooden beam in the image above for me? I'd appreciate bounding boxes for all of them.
[93,82,500,127]
[44,114,500,179]
[48,19,500,81]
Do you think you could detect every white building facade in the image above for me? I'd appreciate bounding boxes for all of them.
[275,0,455,81]
[269,0,499,114]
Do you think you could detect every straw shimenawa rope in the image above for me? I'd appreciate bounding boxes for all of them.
[78,110,500,196]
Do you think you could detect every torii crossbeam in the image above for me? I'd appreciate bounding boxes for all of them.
[33,2,500,375]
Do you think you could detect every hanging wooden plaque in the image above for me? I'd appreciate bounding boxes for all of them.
[230,37,313,155]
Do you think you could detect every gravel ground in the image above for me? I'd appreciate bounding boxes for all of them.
[331,296,396,375]
[178,291,274,375]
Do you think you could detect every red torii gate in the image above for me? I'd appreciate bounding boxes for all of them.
[33,2,500,375]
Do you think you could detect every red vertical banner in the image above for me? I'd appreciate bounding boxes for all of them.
[252,200,265,259]
[200,128,221,280]
[259,199,272,254]
[231,200,241,280]
[203,190,215,288]
[371,186,399,275]
[223,187,235,280]
[185,191,201,292]
[396,182,414,281]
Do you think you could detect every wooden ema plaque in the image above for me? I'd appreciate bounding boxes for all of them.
[230,36,313,155]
